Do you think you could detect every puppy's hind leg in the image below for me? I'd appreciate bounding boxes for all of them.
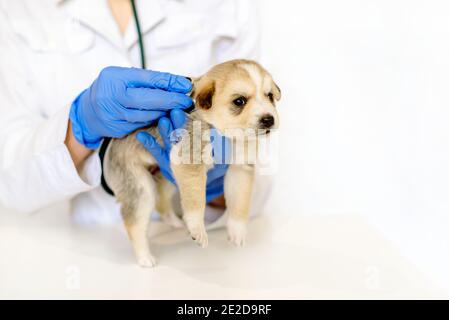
[156,176,184,228]
[116,167,157,268]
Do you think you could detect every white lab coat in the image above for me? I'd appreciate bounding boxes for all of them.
[0,0,272,225]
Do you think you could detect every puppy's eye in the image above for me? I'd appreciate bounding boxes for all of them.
[267,92,274,103]
[233,96,247,107]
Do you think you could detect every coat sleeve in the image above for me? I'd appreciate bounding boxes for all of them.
[0,13,101,213]
[214,0,261,63]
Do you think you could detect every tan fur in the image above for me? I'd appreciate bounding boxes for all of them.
[103,59,281,267]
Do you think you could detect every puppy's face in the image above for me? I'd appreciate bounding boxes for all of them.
[193,60,281,137]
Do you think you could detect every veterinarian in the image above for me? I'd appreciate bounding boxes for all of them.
[0,0,272,225]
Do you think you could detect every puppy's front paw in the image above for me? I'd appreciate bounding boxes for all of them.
[190,226,208,248]
[137,253,157,268]
[227,218,247,247]
[185,219,208,248]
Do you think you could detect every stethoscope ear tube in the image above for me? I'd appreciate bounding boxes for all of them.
[130,0,146,69]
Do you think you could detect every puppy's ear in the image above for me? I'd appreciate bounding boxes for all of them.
[187,76,199,97]
[195,79,215,109]
[272,80,282,101]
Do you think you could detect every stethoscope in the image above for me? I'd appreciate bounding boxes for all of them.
[100,0,146,196]
[130,0,146,69]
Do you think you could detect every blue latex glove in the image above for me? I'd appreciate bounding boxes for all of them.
[136,109,229,203]
[70,66,193,149]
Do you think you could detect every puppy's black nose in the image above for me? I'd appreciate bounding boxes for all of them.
[259,114,275,129]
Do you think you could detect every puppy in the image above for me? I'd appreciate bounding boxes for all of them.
[103,59,281,267]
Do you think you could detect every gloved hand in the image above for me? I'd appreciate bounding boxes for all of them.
[70,66,193,149]
[136,109,229,203]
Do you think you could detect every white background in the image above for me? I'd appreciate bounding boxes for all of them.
[1,0,448,298]
[259,0,449,290]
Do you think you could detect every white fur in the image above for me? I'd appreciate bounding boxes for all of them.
[227,217,247,247]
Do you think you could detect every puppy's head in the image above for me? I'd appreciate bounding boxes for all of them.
[192,60,281,137]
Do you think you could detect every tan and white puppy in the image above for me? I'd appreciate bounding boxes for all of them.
[103,59,281,267]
